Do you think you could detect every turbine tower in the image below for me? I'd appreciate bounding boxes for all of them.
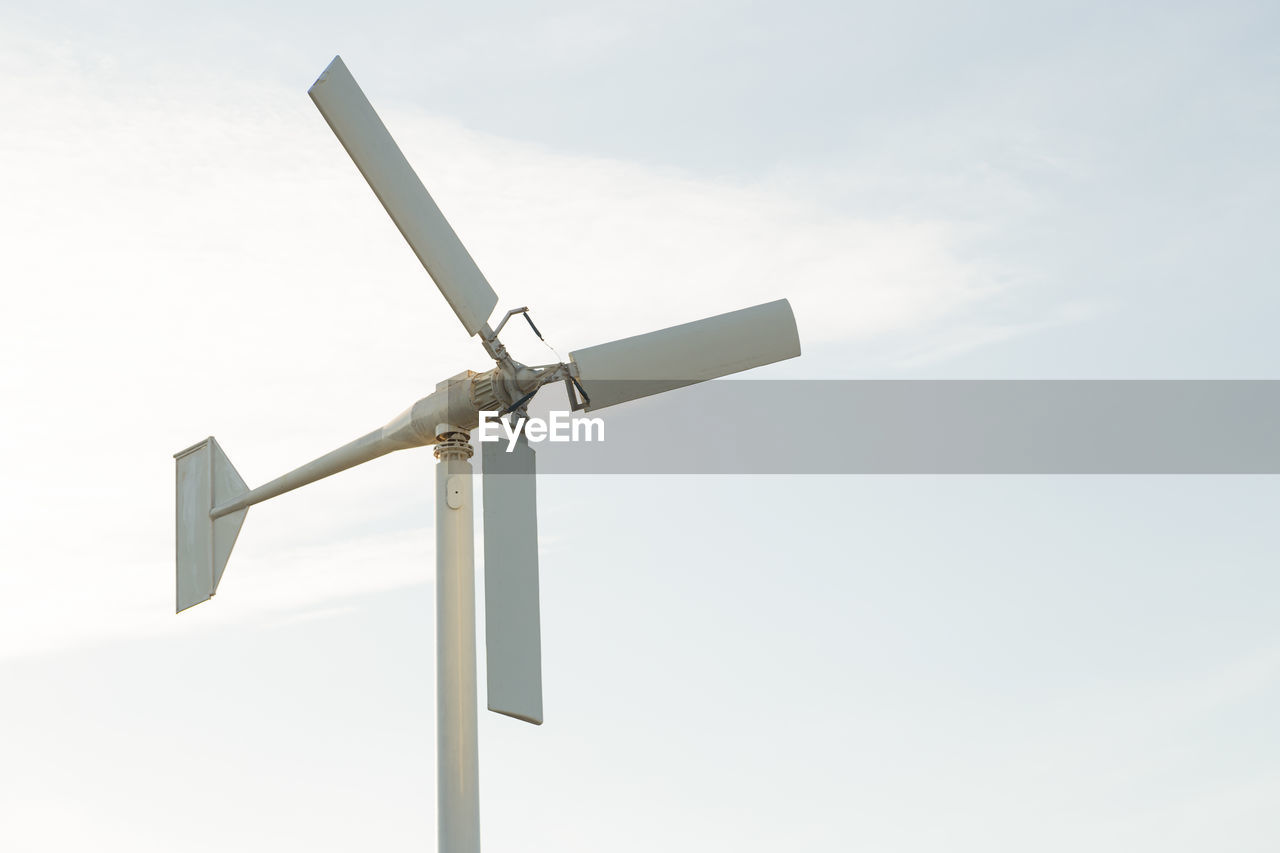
[174,55,801,852]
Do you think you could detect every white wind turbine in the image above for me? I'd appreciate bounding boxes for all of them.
[174,55,801,852]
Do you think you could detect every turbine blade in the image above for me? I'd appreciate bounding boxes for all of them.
[569,298,801,411]
[482,432,543,725]
[308,55,499,336]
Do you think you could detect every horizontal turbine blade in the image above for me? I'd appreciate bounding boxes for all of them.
[482,432,543,725]
[308,55,499,336]
[569,298,801,411]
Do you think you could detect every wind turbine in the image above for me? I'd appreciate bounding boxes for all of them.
[174,55,801,852]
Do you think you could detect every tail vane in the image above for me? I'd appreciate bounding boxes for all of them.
[175,437,249,612]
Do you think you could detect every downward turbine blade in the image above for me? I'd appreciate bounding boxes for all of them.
[569,298,801,411]
[482,433,544,725]
[308,55,499,336]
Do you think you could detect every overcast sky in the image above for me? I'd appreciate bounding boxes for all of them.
[1,2,1278,851]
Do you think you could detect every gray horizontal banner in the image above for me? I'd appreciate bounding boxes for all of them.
[480,381,1280,474]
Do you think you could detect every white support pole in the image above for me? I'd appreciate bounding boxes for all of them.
[435,429,480,853]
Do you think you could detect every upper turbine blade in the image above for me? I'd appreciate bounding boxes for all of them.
[482,432,543,725]
[308,55,498,336]
[569,299,801,411]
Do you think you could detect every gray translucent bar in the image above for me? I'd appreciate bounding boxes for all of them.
[503,381,1280,474]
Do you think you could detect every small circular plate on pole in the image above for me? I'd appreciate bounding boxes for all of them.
[446,476,466,509]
